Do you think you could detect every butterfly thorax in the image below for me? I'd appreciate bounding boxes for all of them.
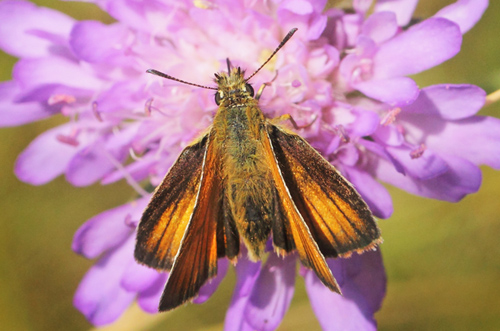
[212,69,274,261]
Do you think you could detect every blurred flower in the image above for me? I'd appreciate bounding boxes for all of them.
[225,247,385,331]
[0,0,496,329]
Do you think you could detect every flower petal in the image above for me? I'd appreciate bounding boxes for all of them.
[66,132,131,187]
[0,0,74,58]
[355,77,419,106]
[360,138,406,175]
[245,254,296,331]
[361,11,398,44]
[100,0,174,33]
[374,0,418,26]
[94,81,149,114]
[14,124,85,185]
[402,84,485,120]
[281,0,313,15]
[72,198,148,258]
[336,144,360,167]
[305,250,386,331]
[70,20,130,63]
[353,0,374,13]
[376,154,481,201]
[74,236,136,326]
[0,81,59,126]
[224,256,261,331]
[434,0,489,34]
[386,145,449,180]
[13,57,103,91]
[193,259,229,304]
[402,115,500,169]
[345,166,393,219]
[333,250,387,314]
[346,108,380,137]
[373,18,462,79]
[373,124,404,147]
[121,261,161,292]
[306,45,340,77]
[137,273,168,313]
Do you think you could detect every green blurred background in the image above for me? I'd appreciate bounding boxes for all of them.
[1,1,499,330]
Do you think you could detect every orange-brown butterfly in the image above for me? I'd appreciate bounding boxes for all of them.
[134,28,381,311]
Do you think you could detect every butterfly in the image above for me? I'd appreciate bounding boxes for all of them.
[134,28,381,311]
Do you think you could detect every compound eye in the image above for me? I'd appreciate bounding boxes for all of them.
[244,83,254,97]
[215,91,224,105]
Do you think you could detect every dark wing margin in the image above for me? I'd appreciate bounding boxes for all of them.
[135,134,209,270]
[158,131,225,311]
[267,123,381,258]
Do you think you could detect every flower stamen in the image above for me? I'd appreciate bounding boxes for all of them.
[381,107,401,126]
[92,101,103,122]
[334,124,350,143]
[129,147,143,161]
[56,134,80,146]
[410,144,426,159]
[145,98,154,116]
[101,148,149,197]
[48,94,76,105]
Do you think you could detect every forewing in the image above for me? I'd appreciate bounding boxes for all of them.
[260,125,340,293]
[135,134,208,270]
[267,124,381,258]
[158,131,223,311]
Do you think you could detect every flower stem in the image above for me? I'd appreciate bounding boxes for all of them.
[485,88,500,106]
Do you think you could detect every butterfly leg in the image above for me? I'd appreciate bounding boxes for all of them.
[255,70,279,100]
[270,113,318,130]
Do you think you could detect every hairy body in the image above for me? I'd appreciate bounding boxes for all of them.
[213,77,275,260]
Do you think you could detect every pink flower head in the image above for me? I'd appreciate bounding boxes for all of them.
[0,0,496,329]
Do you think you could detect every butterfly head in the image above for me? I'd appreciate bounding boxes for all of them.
[214,67,255,106]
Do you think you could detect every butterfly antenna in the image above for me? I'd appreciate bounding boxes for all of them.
[146,69,218,90]
[245,28,298,82]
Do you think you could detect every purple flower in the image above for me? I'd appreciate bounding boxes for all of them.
[0,0,496,329]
